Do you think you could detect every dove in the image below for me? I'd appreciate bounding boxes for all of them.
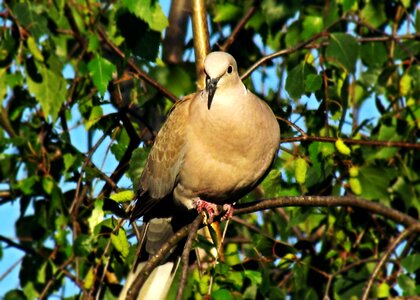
[125,51,280,300]
[131,51,280,227]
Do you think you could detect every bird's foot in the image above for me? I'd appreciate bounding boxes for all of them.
[194,199,234,224]
[221,204,234,221]
[194,199,219,224]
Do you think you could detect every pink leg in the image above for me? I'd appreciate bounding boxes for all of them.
[194,198,219,224]
[221,204,234,221]
[194,199,234,223]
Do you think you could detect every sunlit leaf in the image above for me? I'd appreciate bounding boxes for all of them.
[26,64,66,121]
[361,2,387,28]
[212,289,234,300]
[214,3,242,22]
[122,0,168,32]
[88,200,104,233]
[87,54,116,95]
[110,190,135,203]
[111,228,130,259]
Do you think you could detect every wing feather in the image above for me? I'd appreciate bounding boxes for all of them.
[131,94,194,219]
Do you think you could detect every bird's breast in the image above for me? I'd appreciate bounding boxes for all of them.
[176,98,279,203]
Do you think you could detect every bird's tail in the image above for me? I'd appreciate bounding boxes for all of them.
[119,218,179,300]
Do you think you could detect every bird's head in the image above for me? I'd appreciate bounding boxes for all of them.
[204,52,239,110]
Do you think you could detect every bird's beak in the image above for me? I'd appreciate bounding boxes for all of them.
[206,77,219,110]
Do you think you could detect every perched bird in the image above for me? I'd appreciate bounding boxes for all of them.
[131,51,280,253]
[125,51,280,299]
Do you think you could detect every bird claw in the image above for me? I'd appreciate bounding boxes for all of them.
[221,204,234,221]
[194,199,234,224]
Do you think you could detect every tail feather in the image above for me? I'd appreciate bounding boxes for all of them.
[119,260,179,300]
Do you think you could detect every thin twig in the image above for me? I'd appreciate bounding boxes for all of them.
[361,224,420,300]
[240,21,338,80]
[220,6,257,51]
[176,215,203,300]
[276,115,307,137]
[0,256,23,282]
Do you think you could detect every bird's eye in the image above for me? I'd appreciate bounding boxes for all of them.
[227,65,233,74]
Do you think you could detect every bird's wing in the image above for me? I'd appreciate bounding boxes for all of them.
[131,94,194,219]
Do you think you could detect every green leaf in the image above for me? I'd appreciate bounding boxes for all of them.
[214,3,242,22]
[63,153,77,172]
[88,199,104,233]
[226,271,244,290]
[37,261,47,284]
[88,54,116,95]
[401,254,420,273]
[110,190,134,203]
[358,166,395,200]
[42,175,55,194]
[212,289,234,300]
[23,281,39,300]
[26,64,67,122]
[326,33,359,73]
[244,270,262,285]
[127,148,150,191]
[361,42,388,67]
[365,125,400,160]
[304,74,322,93]
[74,234,94,257]
[286,62,316,99]
[225,243,241,266]
[85,105,103,130]
[27,36,44,62]
[360,2,387,28]
[116,11,161,61]
[88,34,100,52]
[400,73,412,96]
[122,0,168,32]
[13,3,50,39]
[111,228,130,258]
[15,176,39,195]
[397,274,418,296]
[401,0,410,8]
[83,267,95,290]
[302,15,323,40]
[4,290,26,300]
[342,0,358,11]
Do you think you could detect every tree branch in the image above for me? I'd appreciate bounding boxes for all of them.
[191,0,210,89]
[234,196,419,228]
[240,28,333,80]
[176,215,203,300]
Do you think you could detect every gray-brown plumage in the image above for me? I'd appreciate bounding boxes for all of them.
[131,51,280,254]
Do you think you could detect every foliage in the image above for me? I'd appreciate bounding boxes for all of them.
[0,0,419,299]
